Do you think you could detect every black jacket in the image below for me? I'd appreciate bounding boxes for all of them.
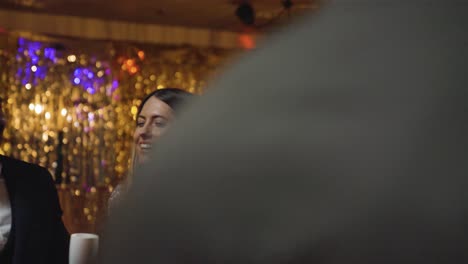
[0,155,69,264]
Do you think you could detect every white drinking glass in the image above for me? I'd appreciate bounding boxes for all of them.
[69,233,99,264]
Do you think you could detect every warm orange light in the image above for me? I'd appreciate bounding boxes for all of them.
[125,59,135,67]
[137,50,145,60]
[239,34,255,50]
[130,67,138,74]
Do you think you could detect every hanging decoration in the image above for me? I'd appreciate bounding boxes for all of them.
[0,32,234,233]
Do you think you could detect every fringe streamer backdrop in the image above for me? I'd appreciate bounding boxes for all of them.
[0,32,234,232]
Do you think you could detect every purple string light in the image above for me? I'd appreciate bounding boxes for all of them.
[16,38,56,86]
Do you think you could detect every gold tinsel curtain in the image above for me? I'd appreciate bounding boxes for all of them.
[0,32,233,232]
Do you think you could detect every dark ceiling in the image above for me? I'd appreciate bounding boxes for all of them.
[0,0,320,32]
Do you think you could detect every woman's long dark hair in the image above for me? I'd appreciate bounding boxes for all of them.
[137,88,194,120]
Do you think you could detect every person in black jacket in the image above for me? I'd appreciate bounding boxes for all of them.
[0,98,69,264]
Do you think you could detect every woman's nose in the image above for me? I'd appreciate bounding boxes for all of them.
[139,123,152,138]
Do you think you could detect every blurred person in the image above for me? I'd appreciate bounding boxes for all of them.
[108,88,195,209]
[0,98,70,264]
[102,0,467,263]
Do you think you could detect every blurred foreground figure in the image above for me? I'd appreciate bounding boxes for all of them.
[102,0,467,263]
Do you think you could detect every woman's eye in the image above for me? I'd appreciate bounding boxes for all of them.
[155,121,167,127]
[136,121,145,127]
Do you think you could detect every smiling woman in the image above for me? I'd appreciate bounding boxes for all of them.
[108,88,195,210]
[134,96,174,164]
[133,89,194,164]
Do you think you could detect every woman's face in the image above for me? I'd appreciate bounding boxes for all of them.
[133,96,174,164]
